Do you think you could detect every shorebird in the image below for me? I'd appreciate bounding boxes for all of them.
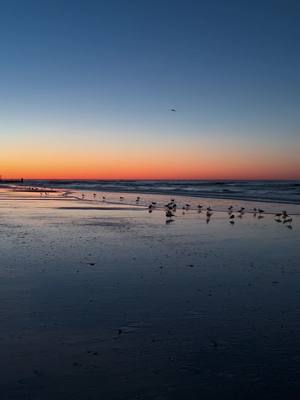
[229,219,235,225]
[171,109,176,112]
[207,206,212,212]
[228,206,233,211]
[229,214,235,219]
[81,194,85,200]
[283,217,292,224]
[148,204,153,213]
[102,196,106,201]
[165,209,175,223]
[258,209,264,214]
[166,210,174,218]
[93,193,96,200]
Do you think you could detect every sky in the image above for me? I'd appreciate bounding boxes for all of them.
[0,0,299,180]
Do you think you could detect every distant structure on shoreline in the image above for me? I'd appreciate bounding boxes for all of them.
[0,175,24,184]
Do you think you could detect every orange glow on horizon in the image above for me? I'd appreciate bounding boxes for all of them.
[1,138,299,181]
[2,155,299,181]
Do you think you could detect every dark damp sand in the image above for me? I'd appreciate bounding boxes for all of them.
[0,188,299,400]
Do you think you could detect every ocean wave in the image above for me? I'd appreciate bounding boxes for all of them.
[17,180,300,204]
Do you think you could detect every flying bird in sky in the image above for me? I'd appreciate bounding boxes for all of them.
[171,108,176,112]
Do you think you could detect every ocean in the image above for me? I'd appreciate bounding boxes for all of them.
[19,180,300,204]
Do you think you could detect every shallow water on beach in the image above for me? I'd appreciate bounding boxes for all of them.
[0,190,299,399]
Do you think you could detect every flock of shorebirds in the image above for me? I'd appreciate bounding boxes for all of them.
[79,193,294,228]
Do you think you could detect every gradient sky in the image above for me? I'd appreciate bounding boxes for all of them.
[1,0,299,179]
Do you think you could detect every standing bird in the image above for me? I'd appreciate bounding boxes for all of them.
[166,210,174,218]
[165,209,174,224]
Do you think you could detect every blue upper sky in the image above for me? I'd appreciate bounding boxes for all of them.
[1,0,299,179]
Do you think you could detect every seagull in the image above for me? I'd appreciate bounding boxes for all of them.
[283,217,292,224]
[166,210,174,218]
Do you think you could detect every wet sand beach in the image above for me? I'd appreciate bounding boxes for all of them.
[0,187,299,399]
